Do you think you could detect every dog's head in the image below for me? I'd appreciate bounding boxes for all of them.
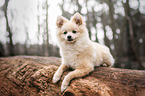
[56,13,88,44]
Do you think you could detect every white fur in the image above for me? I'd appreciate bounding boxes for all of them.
[53,12,115,92]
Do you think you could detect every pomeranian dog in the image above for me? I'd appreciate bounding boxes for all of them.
[53,12,115,92]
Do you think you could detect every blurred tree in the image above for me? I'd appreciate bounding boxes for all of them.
[24,24,30,55]
[101,13,110,49]
[37,0,41,56]
[2,0,15,56]
[41,0,49,56]
[45,0,49,56]
[0,42,5,57]
[122,0,144,69]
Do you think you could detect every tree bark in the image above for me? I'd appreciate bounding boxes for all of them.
[0,56,145,96]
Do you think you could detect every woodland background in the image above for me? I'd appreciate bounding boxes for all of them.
[0,0,145,70]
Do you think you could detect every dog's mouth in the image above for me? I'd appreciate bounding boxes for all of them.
[67,39,76,43]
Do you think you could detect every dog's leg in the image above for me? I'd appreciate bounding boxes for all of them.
[53,64,67,83]
[104,53,115,67]
[61,67,94,92]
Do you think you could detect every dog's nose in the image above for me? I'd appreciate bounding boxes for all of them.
[67,35,72,39]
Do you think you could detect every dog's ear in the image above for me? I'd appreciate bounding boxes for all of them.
[71,12,84,25]
[57,16,68,28]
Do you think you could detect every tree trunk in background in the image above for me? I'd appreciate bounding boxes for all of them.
[2,0,15,56]
[75,0,81,13]
[92,10,98,42]
[24,28,29,55]
[0,42,5,57]
[86,13,92,40]
[144,38,145,56]
[106,0,117,49]
[45,0,49,57]
[24,21,30,55]
[37,0,41,56]
[101,13,111,49]
[0,56,145,96]
[42,0,49,57]
[85,2,92,40]
[123,0,134,60]
[126,16,144,69]
[123,0,144,69]
[106,0,116,35]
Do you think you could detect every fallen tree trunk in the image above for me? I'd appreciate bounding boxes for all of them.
[0,56,145,96]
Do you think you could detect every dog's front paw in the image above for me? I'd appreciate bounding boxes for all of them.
[53,74,60,83]
[61,84,68,92]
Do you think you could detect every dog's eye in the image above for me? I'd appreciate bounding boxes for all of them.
[72,30,77,33]
[63,31,67,34]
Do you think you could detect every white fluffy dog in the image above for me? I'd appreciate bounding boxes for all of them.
[53,12,115,92]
